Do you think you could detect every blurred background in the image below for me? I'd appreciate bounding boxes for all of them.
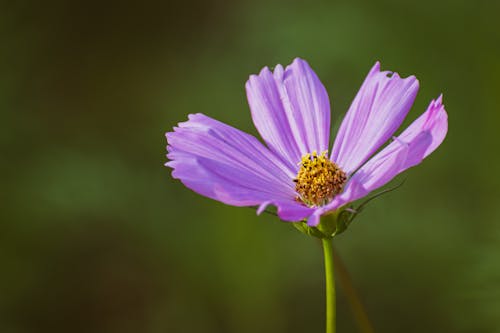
[1,0,499,332]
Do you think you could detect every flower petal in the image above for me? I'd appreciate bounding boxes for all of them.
[331,62,419,174]
[282,58,332,154]
[258,201,315,222]
[246,58,331,169]
[325,95,448,211]
[166,113,314,221]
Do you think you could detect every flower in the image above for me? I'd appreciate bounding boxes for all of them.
[166,58,448,227]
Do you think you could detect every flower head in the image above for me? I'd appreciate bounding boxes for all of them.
[166,58,448,228]
[294,151,347,207]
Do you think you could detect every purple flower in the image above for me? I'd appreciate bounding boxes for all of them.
[166,58,448,227]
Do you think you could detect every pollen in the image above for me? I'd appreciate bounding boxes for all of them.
[294,151,347,207]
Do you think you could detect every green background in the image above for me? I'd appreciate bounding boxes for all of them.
[1,0,499,332]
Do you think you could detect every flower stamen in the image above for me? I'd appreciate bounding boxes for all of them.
[294,151,347,207]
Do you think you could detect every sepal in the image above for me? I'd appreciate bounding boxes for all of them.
[292,206,356,239]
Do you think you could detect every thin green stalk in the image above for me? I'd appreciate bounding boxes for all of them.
[333,248,375,333]
[322,238,336,333]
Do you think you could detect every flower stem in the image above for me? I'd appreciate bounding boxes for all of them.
[322,238,336,333]
[333,248,375,333]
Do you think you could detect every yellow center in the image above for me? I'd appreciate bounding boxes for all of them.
[294,151,347,207]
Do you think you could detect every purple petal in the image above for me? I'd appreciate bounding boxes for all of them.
[323,95,448,211]
[166,113,314,221]
[258,201,315,222]
[282,59,332,154]
[246,58,331,170]
[331,62,419,174]
[306,211,322,227]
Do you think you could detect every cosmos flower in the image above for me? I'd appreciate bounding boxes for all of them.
[166,58,448,227]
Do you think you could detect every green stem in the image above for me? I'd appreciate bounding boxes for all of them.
[333,249,375,333]
[322,238,336,333]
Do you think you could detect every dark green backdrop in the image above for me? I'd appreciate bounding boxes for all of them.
[1,0,499,332]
